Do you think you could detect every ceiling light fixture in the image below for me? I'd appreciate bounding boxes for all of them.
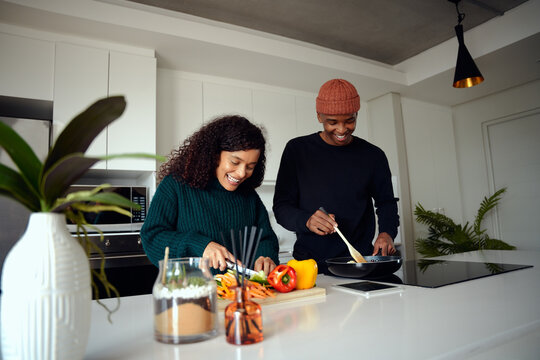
[449,0,484,88]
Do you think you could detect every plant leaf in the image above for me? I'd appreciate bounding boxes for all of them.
[483,238,516,250]
[0,120,42,196]
[70,203,133,217]
[85,191,141,209]
[40,154,101,210]
[474,187,506,234]
[0,163,41,211]
[52,191,141,213]
[101,152,167,162]
[43,96,126,174]
[414,187,515,256]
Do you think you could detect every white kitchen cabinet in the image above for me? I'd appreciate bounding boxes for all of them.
[108,51,157,171]
[156,72,203,157]
[154,72,322,182]
[202,82,252,122]
[53,44,157,171]
[53,42,109,169]
[252,89,296,181]
[0,32,54,100]
[294,94,319,137]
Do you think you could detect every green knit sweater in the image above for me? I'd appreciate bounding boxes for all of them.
[141,175,280,267]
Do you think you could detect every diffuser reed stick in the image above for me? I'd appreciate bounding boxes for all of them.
[161,246,169,285]
[223,226,264,345]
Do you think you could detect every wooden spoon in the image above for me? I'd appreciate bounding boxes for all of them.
[319,207,367,263]
[333,226,367,263]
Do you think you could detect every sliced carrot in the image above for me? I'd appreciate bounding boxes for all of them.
[216,272,277,300]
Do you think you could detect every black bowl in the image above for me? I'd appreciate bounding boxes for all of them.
[326,255,402,278]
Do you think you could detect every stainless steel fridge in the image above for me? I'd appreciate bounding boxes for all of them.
[0,96,53,291]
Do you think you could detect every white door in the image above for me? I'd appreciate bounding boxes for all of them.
[483,109,540,250]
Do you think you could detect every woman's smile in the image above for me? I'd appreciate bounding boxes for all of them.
[226,173,241,184]
[216,149,260,191]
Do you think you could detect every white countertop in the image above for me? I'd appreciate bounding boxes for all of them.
[85,250,540,359]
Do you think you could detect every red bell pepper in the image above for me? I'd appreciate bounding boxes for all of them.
[268,265,297,293]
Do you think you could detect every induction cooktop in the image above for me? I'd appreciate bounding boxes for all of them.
[367,260,533,288]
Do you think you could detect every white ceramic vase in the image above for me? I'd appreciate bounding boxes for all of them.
[1,213,91,360]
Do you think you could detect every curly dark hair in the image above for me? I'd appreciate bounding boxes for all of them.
[158,115,267,190]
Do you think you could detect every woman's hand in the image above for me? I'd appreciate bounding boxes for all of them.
[372,232,396,256]
[203,241,236,272]
[253,256,277,276]
[306,209,337,235]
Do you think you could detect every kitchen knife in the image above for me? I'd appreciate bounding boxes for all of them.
[226,260,257,277]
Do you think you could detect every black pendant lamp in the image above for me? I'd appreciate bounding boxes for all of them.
[449,0,484,88]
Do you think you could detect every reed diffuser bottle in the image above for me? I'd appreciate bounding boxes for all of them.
[223,227,264,345]
[225,286,263,345]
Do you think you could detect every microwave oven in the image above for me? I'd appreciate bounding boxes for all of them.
[65,185,148,233]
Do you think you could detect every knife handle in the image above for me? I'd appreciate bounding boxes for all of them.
[319,206,329,215]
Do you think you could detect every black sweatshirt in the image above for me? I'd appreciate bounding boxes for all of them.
[272,133,399,273]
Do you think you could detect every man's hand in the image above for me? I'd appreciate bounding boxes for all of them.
[372,232,396,256]
[306,208,337,235]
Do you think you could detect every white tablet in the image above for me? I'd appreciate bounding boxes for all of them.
[333,281,404,298]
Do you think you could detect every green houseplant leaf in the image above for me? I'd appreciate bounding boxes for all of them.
[0,95,163,320]
[40,154,101,211]
[52,187,141,213]
[414,187,515,257]
[0,163,40,211]
[0,120,42,198]
[42,96,126,173]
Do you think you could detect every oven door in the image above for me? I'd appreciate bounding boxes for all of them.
[85,233,158,299]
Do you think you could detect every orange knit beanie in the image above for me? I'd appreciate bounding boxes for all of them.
[316,79,360,115]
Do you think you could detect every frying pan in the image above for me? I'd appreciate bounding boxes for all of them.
[326,255,402,278]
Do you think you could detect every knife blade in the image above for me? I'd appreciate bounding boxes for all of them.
[226,260,257,277]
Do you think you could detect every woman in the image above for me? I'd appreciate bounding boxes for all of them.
[141,115,279,275]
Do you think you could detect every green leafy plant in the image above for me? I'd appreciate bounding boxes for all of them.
[0,96,163,318]
[414,187,515,258]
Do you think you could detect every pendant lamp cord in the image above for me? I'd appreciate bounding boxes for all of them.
[453,0,466,25]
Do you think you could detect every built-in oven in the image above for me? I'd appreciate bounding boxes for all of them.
[66,185,157,299]
[85,232,157,299]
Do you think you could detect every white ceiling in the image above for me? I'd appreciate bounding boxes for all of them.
[0,0,539,106]
[126,0,528,65]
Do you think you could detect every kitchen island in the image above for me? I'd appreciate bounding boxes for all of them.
[85,250,540,359]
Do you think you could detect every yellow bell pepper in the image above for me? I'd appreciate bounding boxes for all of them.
[287,259,318,290]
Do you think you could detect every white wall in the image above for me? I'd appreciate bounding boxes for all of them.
[367,93,413,259]
[401,98,462,244]
[453,80,540,248]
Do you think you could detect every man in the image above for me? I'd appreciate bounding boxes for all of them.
[272,79,399,274]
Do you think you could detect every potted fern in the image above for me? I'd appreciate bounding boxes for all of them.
[0,96,161,360]
[414,187,515,259]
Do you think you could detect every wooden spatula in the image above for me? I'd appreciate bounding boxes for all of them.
[319,207,367,263]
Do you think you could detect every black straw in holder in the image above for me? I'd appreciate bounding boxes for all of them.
[232,230,242,286]
[221,227,263,290]
[249,229,264,270]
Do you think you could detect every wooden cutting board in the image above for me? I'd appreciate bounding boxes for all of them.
[217,286,326,310]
